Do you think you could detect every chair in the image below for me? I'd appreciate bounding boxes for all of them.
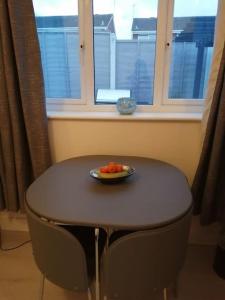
[25,204,93,300]
[101,209,192,300]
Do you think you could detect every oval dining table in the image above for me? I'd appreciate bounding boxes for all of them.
[26,155,193,300]
[26,155,192,229]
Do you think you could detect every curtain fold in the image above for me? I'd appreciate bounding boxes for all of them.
[202,0,225,136]
[0,0,51,211]
[192,42,225,225]
[0,139,5,210]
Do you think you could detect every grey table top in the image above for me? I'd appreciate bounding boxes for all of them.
[26,155,192,230]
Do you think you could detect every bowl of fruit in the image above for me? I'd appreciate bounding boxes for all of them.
[90,162,135,183]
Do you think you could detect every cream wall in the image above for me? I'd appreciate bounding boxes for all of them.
[48,119,202,184]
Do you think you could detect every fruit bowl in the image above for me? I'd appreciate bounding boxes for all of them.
[90,162,135,183]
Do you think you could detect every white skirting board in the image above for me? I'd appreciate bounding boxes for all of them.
[0,210,28,232]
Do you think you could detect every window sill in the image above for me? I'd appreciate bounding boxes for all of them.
[47,111,202,121]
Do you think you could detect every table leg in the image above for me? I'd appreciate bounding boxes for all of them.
[95,228,100,300]
[163,288,167,300]
[39,273,45,300]
[87,288,92,300]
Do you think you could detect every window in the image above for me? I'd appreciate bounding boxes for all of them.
[166,0,218,101]
[93,0,158,105]
[34,0,81,100]
[32,0,218,114]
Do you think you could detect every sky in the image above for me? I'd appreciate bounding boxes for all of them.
[33,0,218,39]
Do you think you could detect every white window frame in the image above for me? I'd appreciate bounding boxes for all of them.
[46,0,216,114]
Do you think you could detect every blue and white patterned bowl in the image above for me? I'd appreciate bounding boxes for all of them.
[116,97,136,115]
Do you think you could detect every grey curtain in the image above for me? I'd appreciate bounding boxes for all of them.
[0,0,51,211]
[192,42,225,226]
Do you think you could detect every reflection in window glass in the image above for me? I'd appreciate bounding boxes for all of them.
[32,0,81,99]
[93,0,158,105]
[169,0,218,99]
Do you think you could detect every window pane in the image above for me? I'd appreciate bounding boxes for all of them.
[93,0,158,105]
[32,0,81,99]
[169,0,218,99]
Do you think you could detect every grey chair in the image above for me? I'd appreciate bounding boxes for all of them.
[25,204,93,300]
[102,209,192,300]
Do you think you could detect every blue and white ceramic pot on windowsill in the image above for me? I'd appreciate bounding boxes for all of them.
[116,97,136,115]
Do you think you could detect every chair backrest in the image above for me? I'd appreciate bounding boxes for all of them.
[25,204,89,292]
[102,209,192,300]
